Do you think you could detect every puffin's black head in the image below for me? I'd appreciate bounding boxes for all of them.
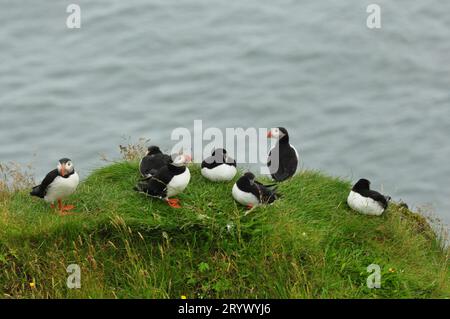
[57,158,74,177]
[267,127,289,140]
[243,172,256,182]
[147,146,162,156]
[211,148,228,163]
[212,148,227,156]
[353,178,371,192]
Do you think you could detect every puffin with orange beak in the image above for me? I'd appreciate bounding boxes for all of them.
[267,127,299,182]
[30,158,79,215]
[134,153,192,208]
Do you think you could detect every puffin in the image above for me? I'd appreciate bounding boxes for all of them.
[201,148,237,182]
[232,172,280,208]
[347,178,391,216]
[139,145,172,177]
[30,158,79,215]
[134,153,191,208]
[267,127,298,182]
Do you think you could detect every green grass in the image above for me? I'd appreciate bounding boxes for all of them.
[0,161,448,298]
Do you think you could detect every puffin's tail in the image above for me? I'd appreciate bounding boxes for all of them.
[134,181,150,194]
[266,186,281,204]
[273,187,282,199]
[30,185,43,198]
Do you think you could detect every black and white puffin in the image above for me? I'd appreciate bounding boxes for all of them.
[232,172,279,208]
[139,145,172,177]
[347,178,391,216]
[30,158,79,215]
[134,153,191,208]
[201,148,237,182]
[267,127,298,182]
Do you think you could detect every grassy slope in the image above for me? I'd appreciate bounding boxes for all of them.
[0,161,448,298]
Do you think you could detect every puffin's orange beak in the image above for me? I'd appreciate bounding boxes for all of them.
[185,154,192,163]
[267,131,272,138]
[60,166,65,177]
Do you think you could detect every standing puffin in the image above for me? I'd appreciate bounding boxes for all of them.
[201,148,237,182]
[30,158,79,215]
[347,178,391,216]
[134,154,191,208]
[139,145,172,177]
[267,127,298,182]
[232,172,279,208]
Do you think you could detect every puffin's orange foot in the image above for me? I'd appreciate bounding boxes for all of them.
[62,205,75,212]
[167,198,181,208]
[246,204,253,209]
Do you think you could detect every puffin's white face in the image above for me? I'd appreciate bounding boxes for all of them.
[57,160,74,177]
[172,154,192,166]
[267,127,285,139]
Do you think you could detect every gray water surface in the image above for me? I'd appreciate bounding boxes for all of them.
[1,0,449,226]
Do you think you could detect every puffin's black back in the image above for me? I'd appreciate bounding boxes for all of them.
[236,175,279,204]
[255,182,279,204]
[30,169,59,198]
[267,138,298,182]
[352,179,389,209]
[140,153,172,176]
[135,163,186,198]
[201,149,236,169]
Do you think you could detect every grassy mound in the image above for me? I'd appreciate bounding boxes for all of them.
[0,162,448,298]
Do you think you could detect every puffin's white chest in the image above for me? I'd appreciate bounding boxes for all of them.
[347,191,384,216]
[166,168,190,198]
[44,172,79,203]
[232,184,260,206]
[201,164,237,182]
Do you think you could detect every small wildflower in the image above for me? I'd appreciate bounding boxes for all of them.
[181,295,187,299]
[29,281,36,289]
[388,268,396,273]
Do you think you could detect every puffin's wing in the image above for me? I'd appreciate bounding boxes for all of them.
[201,155,213,169]
[134,177,167,198]
[285,146,299,176]
[227,157,237,167]
[30,169,59,198]
[156,153,173,167]
[271,146,298,181]
[248,183,262,202]
[140,154,172,177]
[267,146,282,177]
[202,154,223,169]
[368,190,389,209]
[163,154,173,164]
[135,166,174,198]
[255,183,279,204]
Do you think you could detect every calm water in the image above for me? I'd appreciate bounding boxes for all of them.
[1,1,449,226]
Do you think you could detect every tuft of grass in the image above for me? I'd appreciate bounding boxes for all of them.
[118,137,150,162]
[0,161,448,299]
[0,162,35,193]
